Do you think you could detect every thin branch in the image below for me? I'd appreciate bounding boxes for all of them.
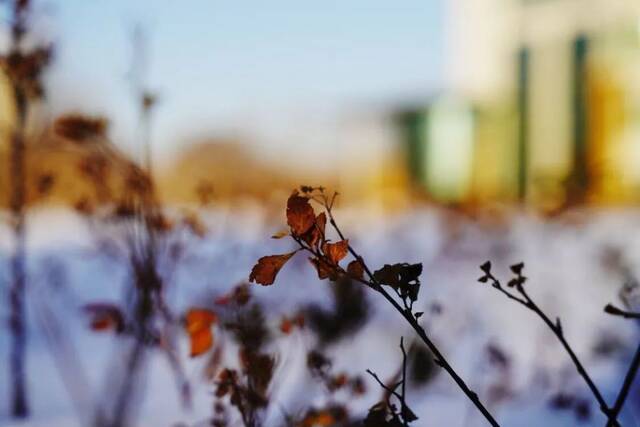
[608,341,640,425]
[604,303,640,320]
[480,265,619,426]
[400,337,409,427]
[312,192,500,427]
[366,337,415,426]
[366,369,403,402]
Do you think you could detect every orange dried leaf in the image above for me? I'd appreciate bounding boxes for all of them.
[190,328,213,357]
[347,260,364,280]
[286,193,315,236]
[301,412,335,427]
[249,252,296,286]
[185,308,217,357]
[280,317,293,334]
[185,308,217,333]
[322,240,349,265]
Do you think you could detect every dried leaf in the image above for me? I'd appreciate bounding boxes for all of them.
[54,114,108,142]
[83,303,124,333]
[185,308,217,357]
[280,313,305,334]
[480,261,492,275]
[190,328,213,357]
[373,263,423,302]
[401,403,418,422]
[186,308,217,333]
[215,284,252,306]
[315,212,327,235]
[322,240,349,265]
[510,262,524,275]
[280,317,293,334]
[309,257,338,281]
[302,212,326,248]
[301,412,335,427]
[286,193,315,235]
[249,252,296,286]
[347,259,364,280]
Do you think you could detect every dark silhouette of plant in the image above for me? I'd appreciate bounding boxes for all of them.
[602,302,640,426]
[364,337,417,427]
[604,304,640,320]
[249,186,500,426]
[56,105,194,427]
[0,0,53,417]
[304,275,369,345]
[478,261,640,426]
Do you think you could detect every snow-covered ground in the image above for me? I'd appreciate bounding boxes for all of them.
[2,205,640,426]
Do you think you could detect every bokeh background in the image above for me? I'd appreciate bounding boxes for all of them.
[2,1,640,426]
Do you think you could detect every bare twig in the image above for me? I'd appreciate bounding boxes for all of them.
[607,342,640,426]
[603,303,640,425]
[479,263,620,426]
[365,337,416,426]
[604,303,640,320]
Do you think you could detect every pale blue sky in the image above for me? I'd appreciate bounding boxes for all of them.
[41,1,444,161]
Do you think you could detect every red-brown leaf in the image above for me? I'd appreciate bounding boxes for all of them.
[309,257,338,281]
[286,193,315,236]
[249,252,296,286]
[280,317,293,334]
[83,303,124,333]
[322,240,349,265]
[185,308,218,357]
[302,212,326,248]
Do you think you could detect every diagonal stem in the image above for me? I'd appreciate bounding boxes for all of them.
[606,336,640,425]
[322,207,500,427]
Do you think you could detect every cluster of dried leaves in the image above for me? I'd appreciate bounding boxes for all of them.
[250,187,423,320]
[248,187,497,426]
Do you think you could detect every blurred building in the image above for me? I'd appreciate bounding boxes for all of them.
[401,0,640,210]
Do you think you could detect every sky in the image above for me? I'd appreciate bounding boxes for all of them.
[35,1,444,163]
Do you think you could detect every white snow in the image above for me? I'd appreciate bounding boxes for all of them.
[1,206,640,426]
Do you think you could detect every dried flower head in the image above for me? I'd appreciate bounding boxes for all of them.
[54,114,108,142]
